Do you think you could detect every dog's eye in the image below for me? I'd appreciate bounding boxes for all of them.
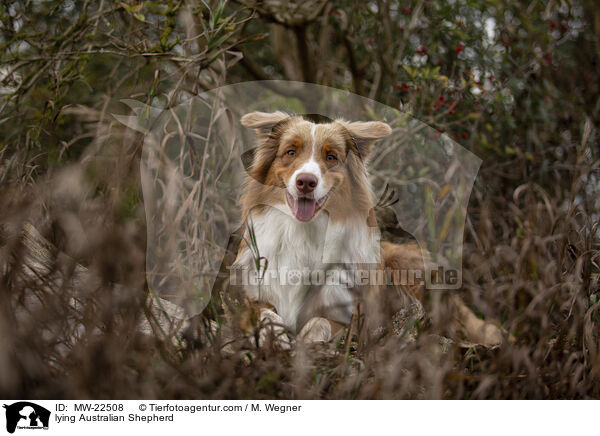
[326,154,337,161]
[287,149,296,156]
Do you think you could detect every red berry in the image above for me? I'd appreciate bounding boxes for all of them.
[402,6,411,15]
[549,20,557,30]
[454,44,464,54]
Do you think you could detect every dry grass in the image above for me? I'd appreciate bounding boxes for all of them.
[1,0,599,401]
[0,99,598,400]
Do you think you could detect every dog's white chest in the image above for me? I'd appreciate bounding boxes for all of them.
[235,206,380,331]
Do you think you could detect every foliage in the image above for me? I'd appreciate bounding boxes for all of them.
[0,0,599,399]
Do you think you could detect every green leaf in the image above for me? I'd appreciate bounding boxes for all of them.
[120,2,143,14]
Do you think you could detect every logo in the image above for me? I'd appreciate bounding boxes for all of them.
[3,402,50,434]
[115,82,481,315]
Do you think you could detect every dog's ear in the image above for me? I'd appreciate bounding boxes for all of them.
[341,120,392,159]
[240,111,290,138]
[240,112,289,183]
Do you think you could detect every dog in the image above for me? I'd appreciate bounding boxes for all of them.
[228,111,425,345]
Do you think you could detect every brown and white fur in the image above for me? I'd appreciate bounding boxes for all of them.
[233,111,423,344]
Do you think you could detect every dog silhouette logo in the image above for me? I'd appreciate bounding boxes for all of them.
[3,402,50,433]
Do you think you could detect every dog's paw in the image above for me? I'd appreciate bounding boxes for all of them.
[256,308,291,350]
[298,317,332,344]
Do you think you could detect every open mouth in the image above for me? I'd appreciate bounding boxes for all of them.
[285,190,331,222]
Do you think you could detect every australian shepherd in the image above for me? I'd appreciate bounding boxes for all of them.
[227,111,426,346]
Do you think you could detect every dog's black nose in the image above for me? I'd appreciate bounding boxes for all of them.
[296,173,317,194]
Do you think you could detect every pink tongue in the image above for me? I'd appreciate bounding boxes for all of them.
[294,197,317,221]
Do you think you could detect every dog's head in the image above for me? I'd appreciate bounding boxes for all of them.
[240,111,391,223]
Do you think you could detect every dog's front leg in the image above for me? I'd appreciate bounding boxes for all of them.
[256,308,292,350]
[298,317,332,343]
